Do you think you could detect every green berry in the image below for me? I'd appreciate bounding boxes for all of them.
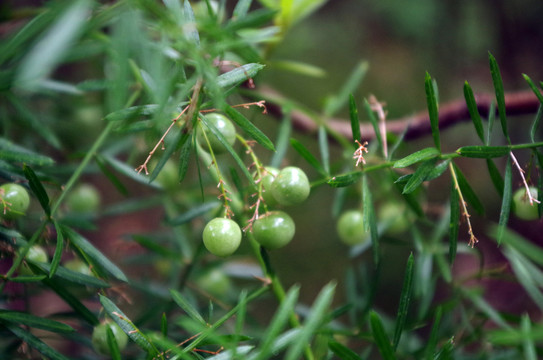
[64,259,93,277]
[203,218,242,257]
[513,186,540,221]
[252,211,295,249]
[337,210,369,246]
[261,167,280,207]
[66,184,101,214]
[378,202,409,235]
[197,268,232,297]
[18,245,48,275]
[197,113,236,154]
[270,167,310,206]
[92,321,128,356]
[0,183,30,219]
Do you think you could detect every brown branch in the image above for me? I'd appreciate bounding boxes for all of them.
[259,87,541,142]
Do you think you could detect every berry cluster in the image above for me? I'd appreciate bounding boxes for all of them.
[196,113,311,257]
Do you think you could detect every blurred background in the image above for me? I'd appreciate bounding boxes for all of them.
[2,0,543,356]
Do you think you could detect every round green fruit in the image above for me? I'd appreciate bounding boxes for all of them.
[252,211,295,249]
[18,245,48,275]
[66,184,101,214]
[197,113,236,154]
[378,202,409,235]
[513,186,539,221]
[337,210,369,246]
[64,259,93,277]
[197,268,232,297]
[92,321,128,356]
[151,159,179,191]
[203,218,242,257]
[261,167,279,207]
[0,183,30,219]
[270,167,310,206]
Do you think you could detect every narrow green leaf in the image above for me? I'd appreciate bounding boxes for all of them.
[167,201,221,226]
[226,8,277,31]
[216,63,265,89]
[489,52,510,143]
[254,286,300,360]
[497,155,512,245]
[148,125,186,185]
[102,154,161,189]
[453,164,484,215]
[0,8,58,64]
[393,147,440,168]
[107,325,122,360]
[493,225,543,267]
[328,340,362,360]
[363,176,379,266]
[424,306,443,360]
[323,61,369,117]
[49,220,64,278]
[23,164,50,216]
[349,94,361,143]
[393,253,414,350]
[489,325,543,346]
[369,311,397,360]
[530,105,542,143]
[271,60,326,78]
[290,138,327,176]
[402,158,438,194]
[170,289,207,326]
[61,225,128,282]
[99,295,158,355]
[460,288,511,329]
[327,171,363,188]
[504,247,543,309]
[130,235,175,258]
[42,277,99,325]
[6,93,61,149]
[233,0,253,18]
[0,310,74,333]
[364,98,384,154]
[522,314,537,360]
[486,159,504,197]
[36,262,108,287]
[318,126,330,174]
[0,137,55,166]
[178,132,193,182]
[95,155,128,196]
[425,72,440,151]
[485,101,496,146]
[105,104,160,122]
[449,181,459,265]
[284,282,336,360]
[183,0,200,45]
[522,74,543,105]
[15,0,92,91]
[456,145,510,159]
[224,106,275,151]
[394,159,449,185]
[463,81,485,142]
[434,337,454,360]
[5,323,70,360]
[270,110,292,169]
[161,313,168,337]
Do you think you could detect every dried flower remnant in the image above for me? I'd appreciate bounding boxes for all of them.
[353,140,369,166]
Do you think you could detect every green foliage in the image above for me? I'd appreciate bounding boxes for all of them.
[1,1,543,360]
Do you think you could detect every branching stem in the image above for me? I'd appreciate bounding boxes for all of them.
[449,162,478,247]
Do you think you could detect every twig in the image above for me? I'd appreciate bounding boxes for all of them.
[258,86,541,142]
[510,152,541,205]
[449,163,478,247]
